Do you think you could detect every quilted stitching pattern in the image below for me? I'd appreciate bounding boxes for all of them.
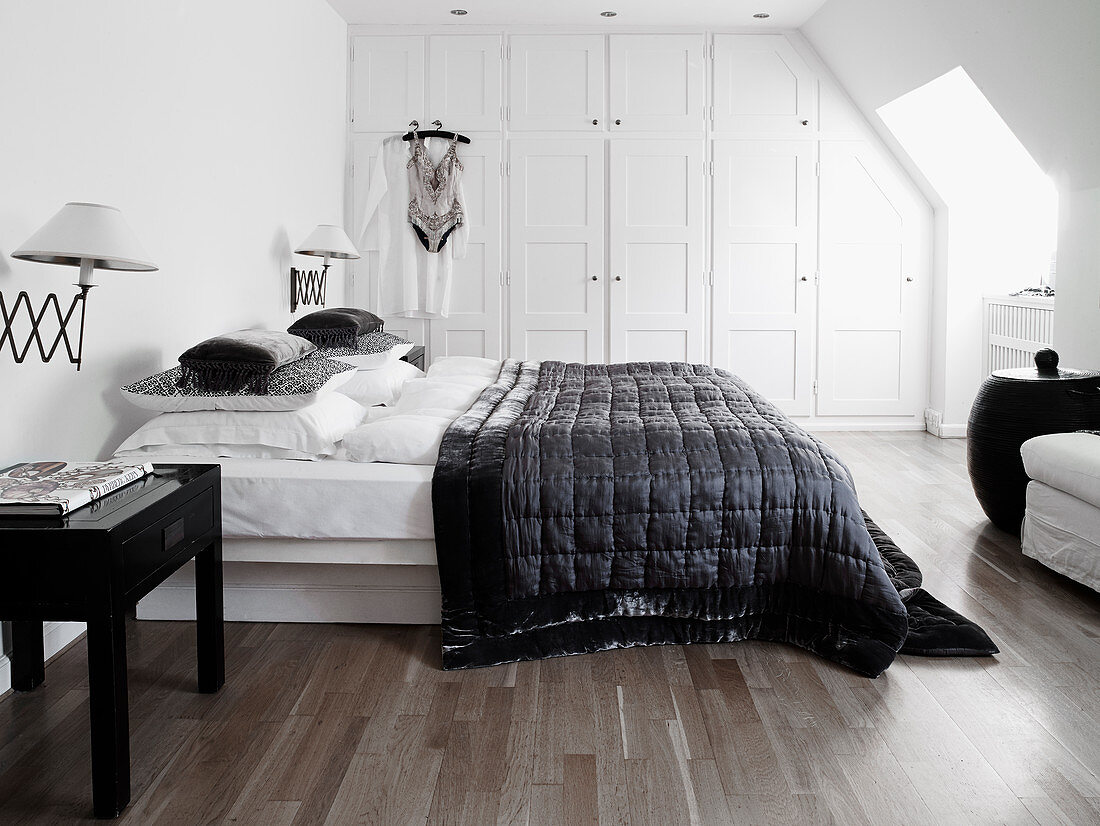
[433,359,912,676]
[499,361,894,606]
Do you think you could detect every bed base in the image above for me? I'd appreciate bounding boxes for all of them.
[136,538,442,624]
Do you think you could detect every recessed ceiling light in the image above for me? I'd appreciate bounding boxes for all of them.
[600,10,618,17]
[753,12,771,18]
[450,8,468,14]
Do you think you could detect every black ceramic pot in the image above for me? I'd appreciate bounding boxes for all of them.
[967,349,1100,535]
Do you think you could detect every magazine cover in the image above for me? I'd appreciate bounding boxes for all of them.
[0,460,154,516]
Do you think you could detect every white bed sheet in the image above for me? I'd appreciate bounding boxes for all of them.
[1022,480,1100,592]
[149,455,436,540]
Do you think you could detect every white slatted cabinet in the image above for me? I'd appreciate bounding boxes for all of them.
[508,139,605,362]
[711,140,817,416]
[609,140,706,363]
[351,36,425,132]
[816,141,930,416]
[429,140,503,359]
[507,35,605,132]
[428,35,503,133]
[713,34,816,134]
[609,35,705,133]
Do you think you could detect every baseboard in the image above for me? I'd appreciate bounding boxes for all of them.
[137,561,441,624]
[801,422,927,432]
[0,621,86,697]
[923,408,967,439]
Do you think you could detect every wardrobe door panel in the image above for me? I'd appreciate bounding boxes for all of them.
[609,35,705,132]
[712,140,816,417]
[508,35,605,132]
[430,140,503,359]
[351,36,425,133]
[609,140,705,363]
[816,141,930,417]
[509,139,605,362]
[713,34,815,135]
[429,35,502,133]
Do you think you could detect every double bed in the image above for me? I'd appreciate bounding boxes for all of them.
[130,357,996,678]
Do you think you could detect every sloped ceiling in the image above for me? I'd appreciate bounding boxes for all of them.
[325,0,828,28]
[801,0,1100,190]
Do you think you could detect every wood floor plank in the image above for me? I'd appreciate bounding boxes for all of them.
[0,431,1097,824]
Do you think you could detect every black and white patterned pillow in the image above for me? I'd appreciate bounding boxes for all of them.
[309,331,414,370]
[121,357,357,412]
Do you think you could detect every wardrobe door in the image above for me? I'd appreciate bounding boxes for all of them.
[713,34,816,135]
[712,140,816,417]
[608,140,705,363]
[816,141,930,417]
[428,35,503,133]
[349,137,426,346]
[351,36,425,133]
[508,140,605,362]
[609,35,705,132]
[429,140,503,359]
[508,35,605,132]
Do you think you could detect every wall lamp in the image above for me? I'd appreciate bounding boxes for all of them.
[291,224,360,313]
[3,202,157,370]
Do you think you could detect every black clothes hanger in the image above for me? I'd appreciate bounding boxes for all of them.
[402,120,471,144]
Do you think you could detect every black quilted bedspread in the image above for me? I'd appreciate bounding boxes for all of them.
[432,360,996,677]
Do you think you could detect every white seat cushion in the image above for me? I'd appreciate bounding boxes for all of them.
[1021,432,1100,509]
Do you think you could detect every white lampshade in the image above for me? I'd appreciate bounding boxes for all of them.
[294,224,360,260]
[11,202,157,274]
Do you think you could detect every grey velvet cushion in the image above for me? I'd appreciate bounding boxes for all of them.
[178,329,316,394]
[288,308,384,349]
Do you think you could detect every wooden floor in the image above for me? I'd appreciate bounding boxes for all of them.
[1,431,1098,825]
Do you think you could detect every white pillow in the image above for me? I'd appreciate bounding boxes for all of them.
[114,443,327,461]
[336,360,425,407]
[113,393,366,460]
[342,414,454,465]
[121,358,356,413]
[430,374,494,390]
[395,379,480,414]
[426,356,501,380]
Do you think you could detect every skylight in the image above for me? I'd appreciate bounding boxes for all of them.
[877,67,1057,290]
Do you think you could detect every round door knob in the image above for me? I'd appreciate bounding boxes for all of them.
[591,275,598,281]
[615,276,622,282]
[615,119,622,126]
[801,120,809,126]
[906,276,914,282]
[592,119,599,126]
[800,276,808,281]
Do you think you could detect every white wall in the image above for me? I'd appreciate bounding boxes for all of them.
[802,0,1100,430]
[0,0,347,692]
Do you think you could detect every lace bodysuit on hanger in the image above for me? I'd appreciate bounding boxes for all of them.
[407,135,465,253]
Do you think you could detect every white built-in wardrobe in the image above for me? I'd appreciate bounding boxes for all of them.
[347,29,931,425]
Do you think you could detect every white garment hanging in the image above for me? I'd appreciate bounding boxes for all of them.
[358,134,469,319]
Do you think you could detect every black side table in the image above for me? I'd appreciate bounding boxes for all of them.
[967,350,1100,534]
[0,464,224,818]
[401,345,426,371]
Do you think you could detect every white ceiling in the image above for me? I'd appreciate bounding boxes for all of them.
[325,0,829,28]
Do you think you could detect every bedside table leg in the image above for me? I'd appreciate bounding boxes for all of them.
[11,621,45,691]
[195,538,225,693]
[86,615,130,818]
